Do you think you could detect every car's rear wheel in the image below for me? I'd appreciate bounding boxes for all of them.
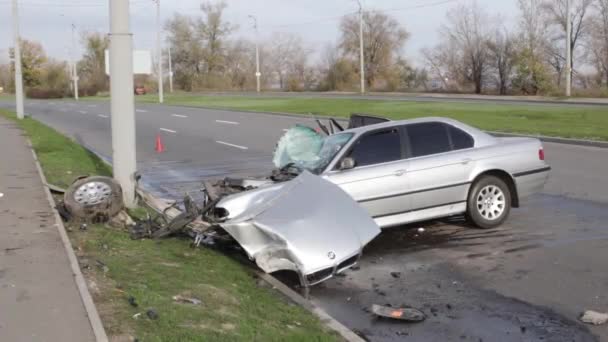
[467,175,511,229]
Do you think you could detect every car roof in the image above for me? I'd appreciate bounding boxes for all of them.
[339,116,496,146]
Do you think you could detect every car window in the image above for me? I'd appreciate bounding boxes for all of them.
[348,129,401,167]
[448,125,474,150]
[406,122,451,157]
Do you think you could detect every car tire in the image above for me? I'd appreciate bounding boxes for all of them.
[466,175,511,229]
[64,176,123,222]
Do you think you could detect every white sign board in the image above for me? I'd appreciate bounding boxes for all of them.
[105,49,152,75]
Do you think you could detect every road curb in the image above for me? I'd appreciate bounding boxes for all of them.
[27,139,109,342]
[136,186,364,342]
[258,272,365,342]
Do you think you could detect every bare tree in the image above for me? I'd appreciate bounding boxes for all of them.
[165,14,202,90]
[78,32,109,91]
[513,0,553,94]
[541,0,593,83]
[318,43,357,91]
[487,28,517,94]
[588,0,608,85]
[9,39,47,88]
[434,3,492,94]
[268,33,310,90]
[198,1,236,76]
[339,10,409,88]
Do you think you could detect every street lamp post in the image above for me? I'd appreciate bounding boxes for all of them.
[71,23,79,100]
[109,0,137,207]
[11,0,24,119]
[249,15,261,93]
[168,43,173,93]
[154,0,164,103]
[565,0,572,97]
[356,0,365,94]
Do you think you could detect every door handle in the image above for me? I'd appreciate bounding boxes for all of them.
[461,158,472,165]
[394,169,407,176]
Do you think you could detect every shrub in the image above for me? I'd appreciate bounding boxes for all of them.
[26,87,65,99]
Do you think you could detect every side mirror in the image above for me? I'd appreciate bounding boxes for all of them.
[339,157,356,170]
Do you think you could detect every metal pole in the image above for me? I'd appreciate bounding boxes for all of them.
[156,0,164,103]
[168,43,173,93]
[357,0,365,94]
[249,15,261,93]
[109,0,137,207]
[11,0,24,119]
[71,23,79,100]
[565,0,572,97]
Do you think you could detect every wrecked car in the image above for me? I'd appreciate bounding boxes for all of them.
[141,115,550,286]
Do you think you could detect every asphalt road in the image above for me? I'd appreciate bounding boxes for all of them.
[2,98,608,341]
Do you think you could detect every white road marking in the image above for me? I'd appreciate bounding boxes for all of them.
[216,141,248,150]
[79,110,87,114]
[98,114,109,118]
[215,120,239,125]
[87,104,97,108]
[160,128,177,133]
[171,114,188,118]
[136,109,148,113]
[49,102,56,105]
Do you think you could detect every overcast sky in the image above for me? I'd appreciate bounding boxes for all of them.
[0,0,520,66]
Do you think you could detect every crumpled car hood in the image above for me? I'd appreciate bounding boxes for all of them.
[215,171,380,283]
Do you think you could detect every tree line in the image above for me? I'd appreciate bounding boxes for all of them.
[3,0,608,97]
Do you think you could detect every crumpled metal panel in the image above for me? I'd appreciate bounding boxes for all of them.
[216,171,381,282]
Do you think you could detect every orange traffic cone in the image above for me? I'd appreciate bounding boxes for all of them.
[155,133,165,153]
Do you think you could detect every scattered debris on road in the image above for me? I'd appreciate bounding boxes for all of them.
[580,310,608,325]
[127,295,138,308]
[146,309,159,320]
[390,272,401,279]
[371,304,426,322]
[172,295,202,305]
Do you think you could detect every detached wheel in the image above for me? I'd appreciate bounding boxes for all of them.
[64,176,123,222]
[467,176,511,229]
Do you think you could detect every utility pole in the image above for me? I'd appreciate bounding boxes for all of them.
[155,0,164,103]
[356,0,365,94]
[565,0,572,97]
[11,0,24,119]
[168,43,173,93]
[109,0,137,207]
[249,15,261,93]
[71,23,79,100]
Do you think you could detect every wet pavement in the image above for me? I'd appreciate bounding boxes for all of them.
[308,194,608,341]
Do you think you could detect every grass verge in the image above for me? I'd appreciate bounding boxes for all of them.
[132,93,608,141]
[0,109,338,342]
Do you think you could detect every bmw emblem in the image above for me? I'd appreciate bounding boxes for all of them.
[327,251,336,260]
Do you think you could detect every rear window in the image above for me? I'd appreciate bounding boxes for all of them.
[406,122,451,157]
[449,126,474,150]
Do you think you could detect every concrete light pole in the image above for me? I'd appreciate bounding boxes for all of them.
[155,0,164,103]
[565,0,572,97]
[168,43,173,93]
[71,23,79,100]
[249,15,261,93]
[109,0,137,207]
[11,0,24,119]
[356,0,365,94]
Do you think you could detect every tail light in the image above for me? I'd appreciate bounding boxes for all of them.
[538,147,545,161]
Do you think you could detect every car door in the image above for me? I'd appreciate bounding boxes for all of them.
[324,127,411,219]
[403,122,475,215]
